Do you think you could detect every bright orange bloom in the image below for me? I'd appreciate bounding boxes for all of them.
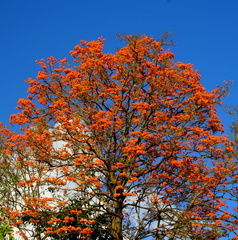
[0,34,236,240]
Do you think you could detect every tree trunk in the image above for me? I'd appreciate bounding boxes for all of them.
[111,201,123,240]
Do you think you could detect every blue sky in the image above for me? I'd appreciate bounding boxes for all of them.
[1,0,238,132]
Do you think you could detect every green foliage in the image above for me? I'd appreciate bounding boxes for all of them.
[0,221,14,240]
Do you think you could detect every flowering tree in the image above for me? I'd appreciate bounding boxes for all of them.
[0,35,237,240]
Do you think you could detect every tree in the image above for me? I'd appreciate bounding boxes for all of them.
[0,35,237,240]
[222,105,238,237]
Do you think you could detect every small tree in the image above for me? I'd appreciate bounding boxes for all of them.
[222,105,238,236]
[0,35,237,239]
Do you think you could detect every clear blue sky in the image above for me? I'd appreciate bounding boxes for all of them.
[1,0,238,132]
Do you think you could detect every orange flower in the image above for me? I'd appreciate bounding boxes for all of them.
[57,201,67,206]
[128,177,138,183]
[36,71,48,80]
[115,185,124,190]
[113,193,121,198]
[70,210,82,214]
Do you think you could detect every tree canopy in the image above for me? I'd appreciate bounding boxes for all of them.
[0,35,237,240]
